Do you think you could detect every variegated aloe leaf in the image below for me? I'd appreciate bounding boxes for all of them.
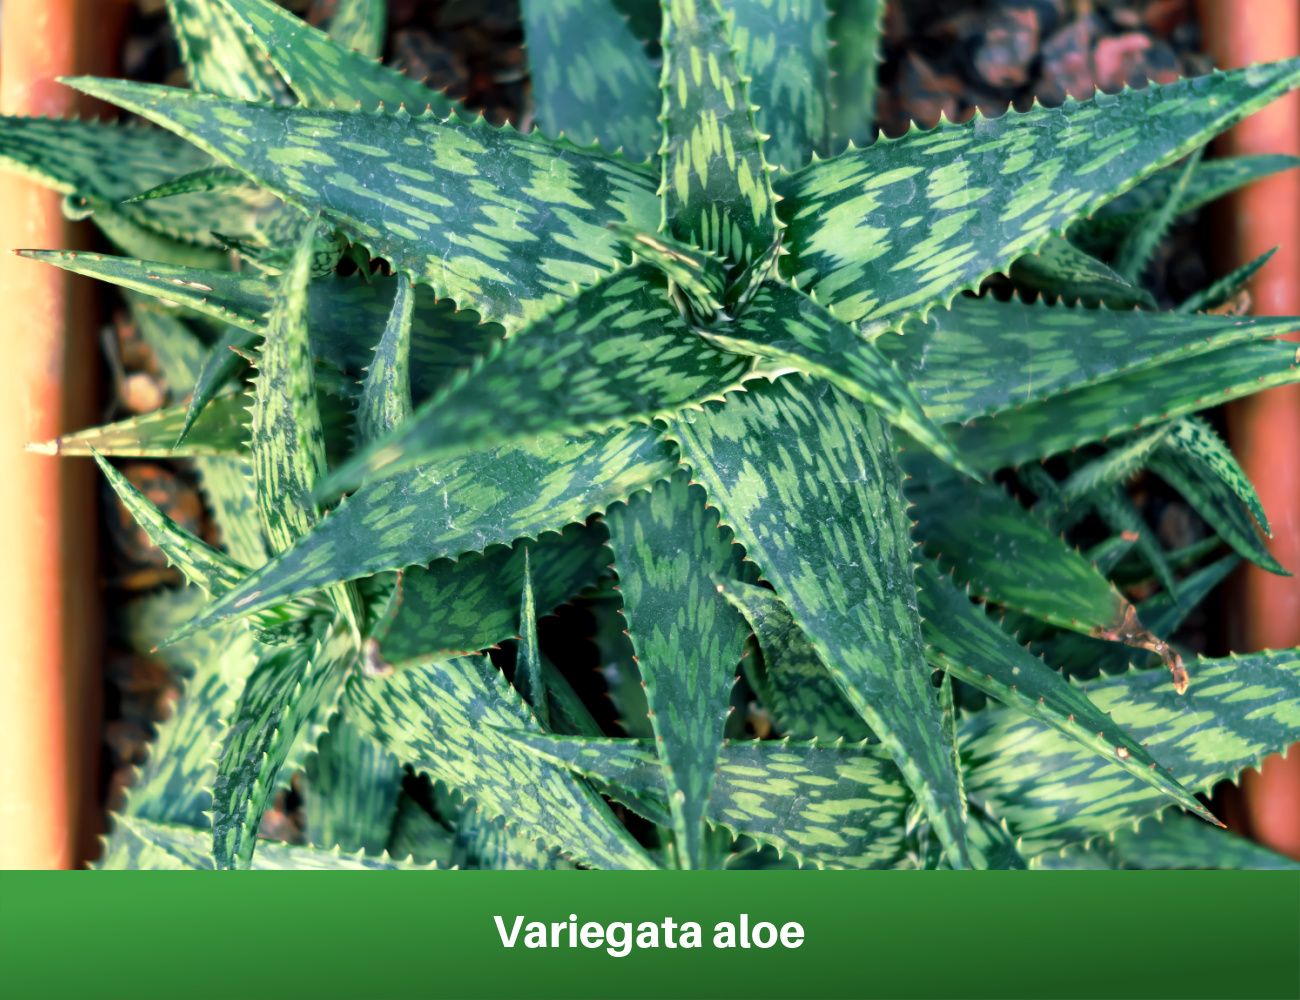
[316,0,387,58]
[908,477,1186,687]
[370,525,610,667]
[64,78,660,335]
[98,617,260,870]
[180,326,256,447]
[126,165,248,203]
[947,339,1300,474]
[194,456,268,569]
[212,626,353,868]
[101,815,431,870]
[217,0,461,116]
[388,794,455,867]
[603,473,753,868]
[962,647,1300,856]
[450,805,578,870]
[609,226,728,322]
[1008,236,1154,310]
[249,222,363,641]
[1114,145,1204,284]
[501,732,910,869]
[775,58,1300,331]
[302,715,403,854]
[696,279,965,472]
[1165,416,1269,532]
[874,293,1300,426]
[166,0,289,102]
[913,560,1215,824]
[357,279,414,444]
[176,425,679,638]
[1177,247,1276,314]
[827,0,884,152]
[716,579,872,742]
[1148,449,1288,576]
[343,654,656,869]
[668,375,970,868]
[323,266,750,495]
[1091,486,1177,598]
[1071,153,1300,251]
[725,0,831,172]
[660,0,778,265]
[1035,811,1300,870]
[513,549,548,724]
[521,0,661,160]
[30,393,249,457]
[1049,425,1173,512]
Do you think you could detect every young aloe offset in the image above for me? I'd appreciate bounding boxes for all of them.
[6,0,1300,870]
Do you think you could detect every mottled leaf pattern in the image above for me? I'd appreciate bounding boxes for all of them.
[31,393,250,457]
[913,560,1215,823]
[167,0,289,102]
[660,0,778,265]
[828,0,884,151]
[373,525,610,666]
[64,77,660,335]
[697,280,963,469]
[302,715,404,854]
[1009,236,1154,309]
[1036,812,1300,870]
[194,456,268,569]
[218,0,460,115]
[343,654,656,869]
[669,375,970,867]
[180,425,679,636]
[963,648,1300,856]
[776,59,1300,330]
[318,0,387,58]
[604,473,753,868]
[725,0,832,172]
[102,816,430,870]
[718,579,871,742]
[357,279,415,444]
[874,290,1300,425]
[946,339,1300,474]
[325,266,751,494]
[521,0,661,160]
[1165,416,1269,532]
[502,731,909,868]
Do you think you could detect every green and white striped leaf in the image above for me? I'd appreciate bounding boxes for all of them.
[194,456,268,569]
[827,0,884,152]
[1008,236,1154,310]
[962,647,1300,856]
[323,266,752,495]
[669,375,970,867]
[302,715,404,854]
[211,628,353,868]
[513,549,548,724]
[775,58,1300,331]
[874,293,1300,425]
[1148,449,1288,576]
[343,654,656,869]
[914,560,1216,824]
[317,0,387,58]
[501,731,910,868]
[101,815,431,870]
[30,393,249,457]
[660,0,778,265]
[609,227,728,322]
[604,472,754,868]
[217,0,461,116]
[1165,416,1269,533]
[63,77,661,336]
[167,0,289,102]
[717,579,872,742]
[946,339,1300,474]
[726,0,832,172]
[521,0,661,160]
[371,525,610,667]
[177,425,680,637]
[697,279,965,471]
[1035,811,1300,870]
[356,279,414,444]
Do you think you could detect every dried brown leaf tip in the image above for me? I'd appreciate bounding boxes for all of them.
[1093,602,1190,694]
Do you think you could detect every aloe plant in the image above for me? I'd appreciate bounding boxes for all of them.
[7,0,1300,870]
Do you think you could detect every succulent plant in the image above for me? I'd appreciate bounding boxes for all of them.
[6,0,1300,871]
